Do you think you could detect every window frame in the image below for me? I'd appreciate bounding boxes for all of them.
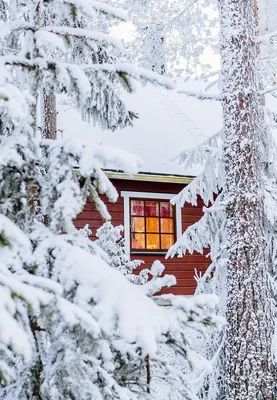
[121,191,182,256]
[129,198,176,252]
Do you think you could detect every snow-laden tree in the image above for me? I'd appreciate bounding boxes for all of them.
[167,1,277,399]
[0,1,223,399]
[0,82,153,397]
[87,222,224,398]
[95,221,148,283]
[0,76,218,398]
[120,0,218,76]
[116,0,277,398]
[95,221,179,290]
[0,214,63,388]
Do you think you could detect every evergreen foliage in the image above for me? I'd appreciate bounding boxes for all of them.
[166,1,277,398]
[95,222,147,284]
[0,0,221,399]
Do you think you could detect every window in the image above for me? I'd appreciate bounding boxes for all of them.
[130,199,175,251]
[121,191,182,255]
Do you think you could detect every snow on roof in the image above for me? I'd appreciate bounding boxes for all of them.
[58,79,223,176]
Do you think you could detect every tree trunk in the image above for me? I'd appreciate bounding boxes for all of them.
[219,0,276,398]
[146,355,151,394]
[42,91,57,139]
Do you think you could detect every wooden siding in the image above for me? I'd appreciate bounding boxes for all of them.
[76,179,210,295]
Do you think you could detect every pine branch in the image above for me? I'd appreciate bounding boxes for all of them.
[43,26,123,50]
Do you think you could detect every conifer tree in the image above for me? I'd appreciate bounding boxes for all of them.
[123,0,217,76]
[219,1,275,398]
[95,221,179,291]
[0,213,62,388]
[167,1,277,399]
[0,0,222,398]
[95,222,148,283]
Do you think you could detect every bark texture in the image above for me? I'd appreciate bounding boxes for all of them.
[42,91,57,139]
[219,0,276,398]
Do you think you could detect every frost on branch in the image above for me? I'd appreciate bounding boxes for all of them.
[0,0,175,131]
[0,215,62,386]
[96,222,146,281]
[140,260,176,296]
[146,293,225,400]
[165,120,228,399]
[0,0,223,398]
[122,0,218,76]
[40,139,143,231]
[172,132,222,207]
[95,221,148,284]
[95,222,177,292]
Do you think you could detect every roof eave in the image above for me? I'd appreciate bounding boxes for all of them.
[105,170,194,184]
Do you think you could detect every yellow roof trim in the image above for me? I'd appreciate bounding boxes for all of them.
[106,172,193,184]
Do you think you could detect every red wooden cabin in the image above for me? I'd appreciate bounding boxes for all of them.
[75,172,209,295]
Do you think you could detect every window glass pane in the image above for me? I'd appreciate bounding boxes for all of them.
[131,233,145,249]
[160,201,173,217]
[131,217,145,232]
[131,200,144,216]
[161,234,174,249]
[145,201,159,216]
[146,217,159,233]
[146,234,160,249]
[161,218,174,233]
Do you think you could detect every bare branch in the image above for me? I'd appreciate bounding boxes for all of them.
[177,90,222,101]
[257,30,277,43]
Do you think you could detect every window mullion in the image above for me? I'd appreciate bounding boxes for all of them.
[159,200,161,250]
[144,200,146,251]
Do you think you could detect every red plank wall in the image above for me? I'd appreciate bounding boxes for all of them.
[75,179,210,295]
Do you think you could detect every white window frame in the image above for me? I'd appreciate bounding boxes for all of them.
[121,191,182,257]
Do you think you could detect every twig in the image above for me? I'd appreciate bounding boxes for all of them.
[177,90,222,101]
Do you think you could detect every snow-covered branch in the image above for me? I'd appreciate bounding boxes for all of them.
[177,90,222,101]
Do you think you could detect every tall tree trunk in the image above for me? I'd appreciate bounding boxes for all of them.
[219,0,276,399]
[42,91,57,139]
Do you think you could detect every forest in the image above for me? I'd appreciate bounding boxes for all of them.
[0,0,277,399]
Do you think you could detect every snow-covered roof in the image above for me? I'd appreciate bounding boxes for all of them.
[58,80,223,176]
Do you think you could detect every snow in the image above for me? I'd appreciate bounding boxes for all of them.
[62,0,128,22]
[0,214,30,251]
[66,65,91,102]
[150,260,165,277]
[44,26,124,51]
[81,63,175,89]
[35,30,67,53]
[58,79,223,176]
[88,0,127,21]
[51,241,171,356]
[140,261,177,296]
[0,0,225,397]
[0,218,62,366]
[0,79,30,123]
